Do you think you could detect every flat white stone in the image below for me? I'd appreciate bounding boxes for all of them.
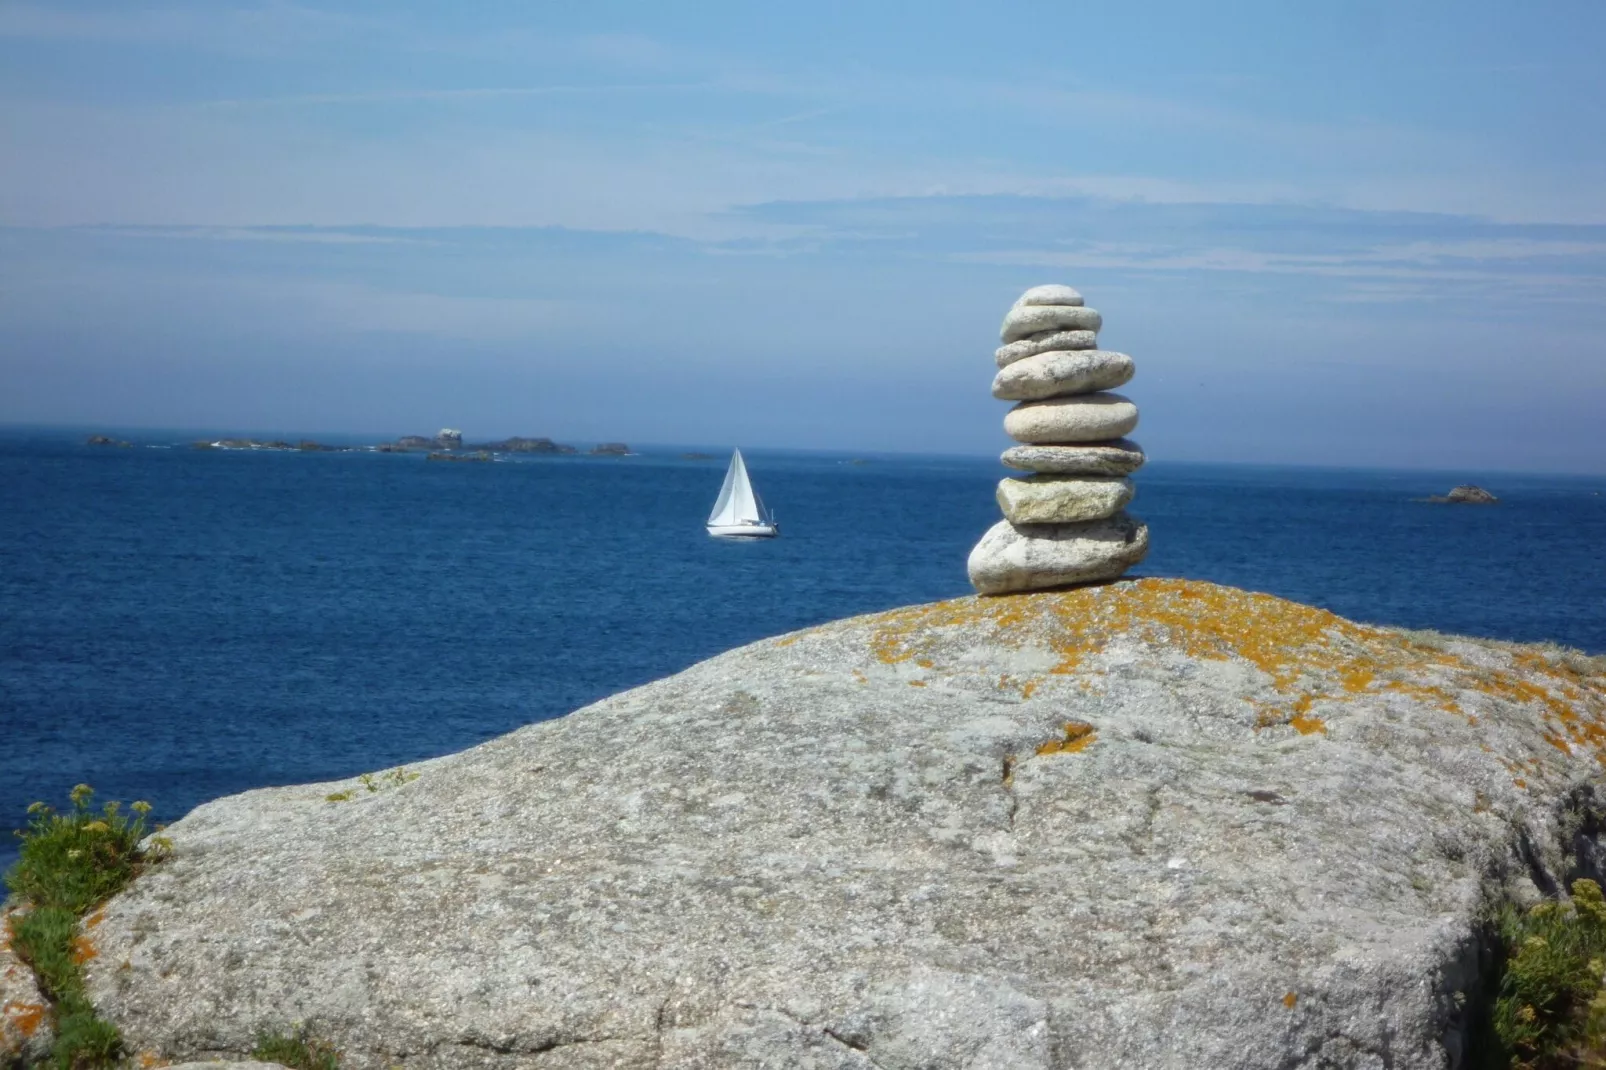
[996,476,1134,525]
[1000,305,1102,344]
[1004,393,1138,444]
[992,350,1134,401]
[967,513,1149,594]
[1013,284,1083,308]
[1000,440,1146,476]
[995,330,1099,368]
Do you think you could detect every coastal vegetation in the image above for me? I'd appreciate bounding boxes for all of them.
[252,1025,343,1069]
[4,785,167,1068]
[1478,879,1606,1069]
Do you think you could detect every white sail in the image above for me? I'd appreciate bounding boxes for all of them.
[707,449,766,527]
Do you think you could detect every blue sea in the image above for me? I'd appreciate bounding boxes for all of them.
[3,428,1604,870]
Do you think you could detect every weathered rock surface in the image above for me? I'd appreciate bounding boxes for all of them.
[168,1064,289,1069]
[1000,441,1145,476]
[995,330,1100,367]
[2,908,52,1066]
[966,515,1149,593]
[1013,284,1083,307]
[996,476,1134,525]
[81,580,1606,1069]
[992,350,1134,401]
[1000,305,1102,344]
[1003,393,1139,444]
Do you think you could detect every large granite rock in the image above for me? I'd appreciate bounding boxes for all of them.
[1003,393,1139,444]
[991,351,1134,401]
[1,908,52,1065]
[80,580,1606,1069]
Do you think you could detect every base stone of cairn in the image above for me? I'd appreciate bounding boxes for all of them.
[968,284,1150,595]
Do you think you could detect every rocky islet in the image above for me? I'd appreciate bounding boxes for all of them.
[968,285,1149,594]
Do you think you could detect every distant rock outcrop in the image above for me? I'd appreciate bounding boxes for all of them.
[472,437,576,455]
[1430,484,1499,504]
[85,434,132,448]
[590,442,631,456]
[434,428,463,449]
[81,579,1606,1069]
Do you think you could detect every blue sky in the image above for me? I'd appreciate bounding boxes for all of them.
[2,1,1604,470]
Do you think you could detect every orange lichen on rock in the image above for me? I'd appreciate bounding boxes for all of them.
[862,579,1606,782]
[71,934,98,965]
[1282,992,1298,1009]
[3,998,47,1038]
[1037,721,1097,755]
[1289,713,1328,736]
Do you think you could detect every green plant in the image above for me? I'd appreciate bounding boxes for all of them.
[3,785,166,1069]
[253,1025,343,1070]
[326,766,419,803]
[1488,878,1606,1068]
[5,785,161,915]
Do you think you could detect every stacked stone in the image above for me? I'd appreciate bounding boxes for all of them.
[967,284,1150,594]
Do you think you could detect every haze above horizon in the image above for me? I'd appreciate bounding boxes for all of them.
[3,1,1604,473]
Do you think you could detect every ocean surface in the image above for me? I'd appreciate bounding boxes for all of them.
[3,428,1604,869]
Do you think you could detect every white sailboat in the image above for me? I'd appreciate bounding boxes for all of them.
[706,449,779,538]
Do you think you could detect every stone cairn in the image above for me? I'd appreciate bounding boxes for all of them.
[967,284,1150,595]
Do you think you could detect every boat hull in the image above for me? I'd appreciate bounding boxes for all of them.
[707,523,778,539]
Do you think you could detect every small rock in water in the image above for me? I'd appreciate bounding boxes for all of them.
[996,475,1135,525]
[1012,284,1084,307]
[1001,441,1146,476]
[1000,304,1102,344]
[1003,393,1139,444]
[966,514,1149,594]
[992,350,1134,401]
[995,330,1100,367]
[1444,484,1498,504]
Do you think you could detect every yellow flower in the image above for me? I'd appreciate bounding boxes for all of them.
[131,801,153,815]
[26,802,48,815]
[70,784,93,804]
[82,820,111,834]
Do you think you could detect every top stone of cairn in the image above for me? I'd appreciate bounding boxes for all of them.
[1013,283,1083,308]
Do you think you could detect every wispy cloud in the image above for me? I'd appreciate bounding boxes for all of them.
[195,83,712,110]
[80,225,439,245]
[0,2,384,52]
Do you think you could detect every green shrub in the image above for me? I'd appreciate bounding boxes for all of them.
[253,1025,343,1070]
[5,784,160,915]
[4,785,163,1069]
[1490,878,1606,1068]
[48,1011,122,1069]
[9,906,79,1003]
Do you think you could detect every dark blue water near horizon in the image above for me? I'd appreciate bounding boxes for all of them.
[3,427,1604,870]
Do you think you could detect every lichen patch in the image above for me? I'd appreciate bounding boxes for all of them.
[863,578,1606,787]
